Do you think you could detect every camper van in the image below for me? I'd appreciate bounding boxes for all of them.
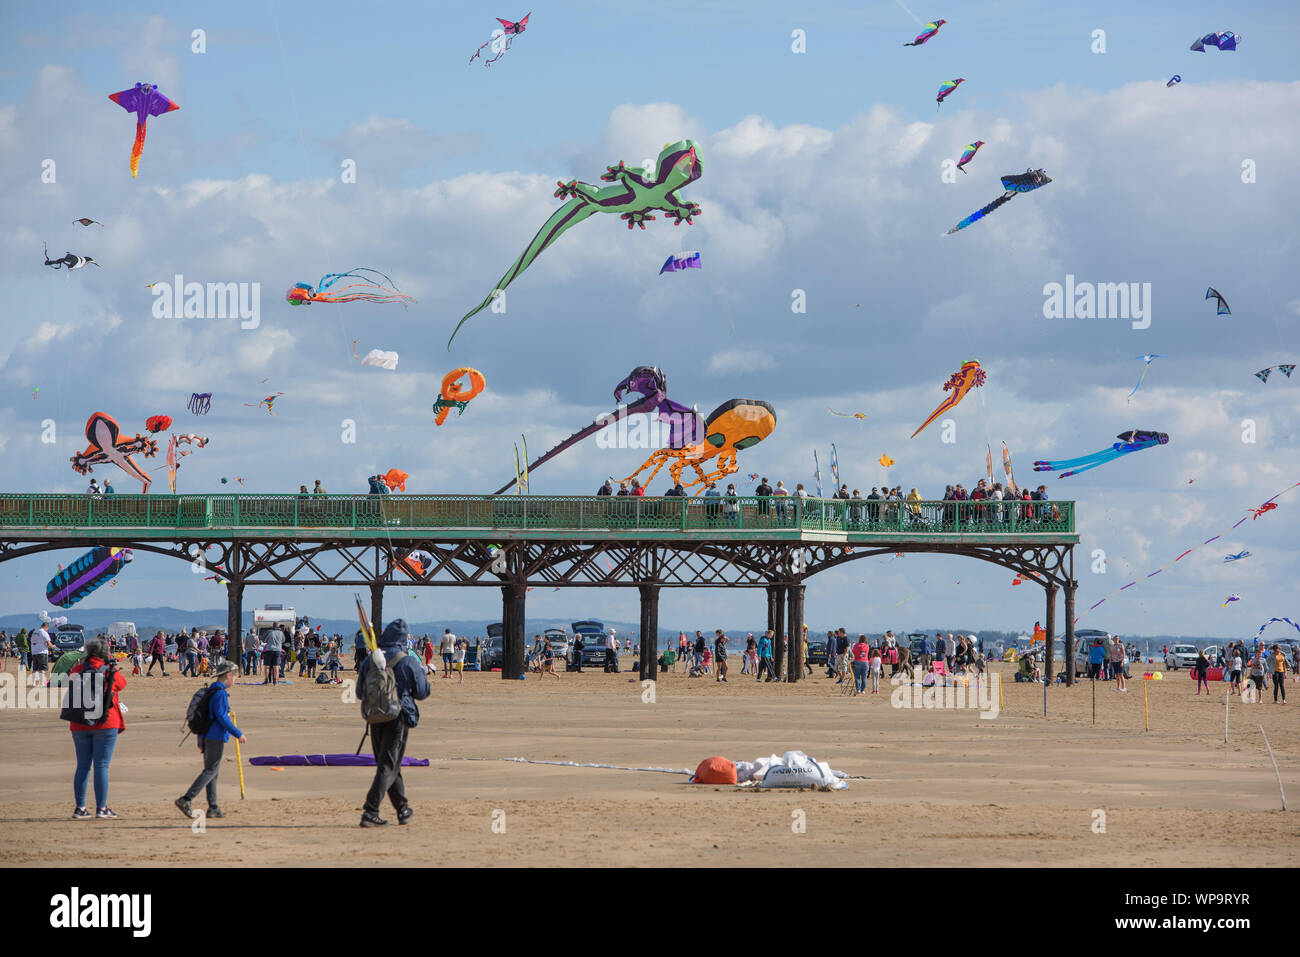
[104,622,137,648]
[253,604,297,635]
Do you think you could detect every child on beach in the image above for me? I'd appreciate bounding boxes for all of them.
[453,637,467,685]
[326,639,341,682]
[869,647,883,694]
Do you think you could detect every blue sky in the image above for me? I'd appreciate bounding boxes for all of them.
[1,1,1297,638]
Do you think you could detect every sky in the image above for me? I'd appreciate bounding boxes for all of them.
[1,1,1297,639]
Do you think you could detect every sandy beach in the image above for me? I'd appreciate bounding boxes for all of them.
[1,657,1296,867]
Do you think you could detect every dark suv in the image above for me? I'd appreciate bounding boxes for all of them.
[52,624,87,655]
[572,620,611,669]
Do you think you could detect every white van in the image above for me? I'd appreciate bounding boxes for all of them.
[105,622,137,648]
[253,605,297,635]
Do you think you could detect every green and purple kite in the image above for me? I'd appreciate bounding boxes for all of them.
[448,140,702,348]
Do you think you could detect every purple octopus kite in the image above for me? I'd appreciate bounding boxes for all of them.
[494,366,701,494]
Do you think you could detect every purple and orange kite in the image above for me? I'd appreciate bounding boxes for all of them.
[109,83,179,179]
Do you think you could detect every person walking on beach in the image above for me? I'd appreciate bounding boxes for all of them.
[693,632,706,672]
[1193,649,1210,695]
[1246,652,1265,703]
[357,619,430,827]
[65,637,127,820]
[1111,635,1127,692]
[757,630,775,683]
[869,643,883,694]
[1272,645,1288,704]
[30,620,53,685]
[742,633,755,675]
[1229,647,1243,696]
[851,634,869,694]
[714,631,728,682]
[144,631,167,677]
[262,626,284,686]
[180,631,198,678]
[440,629,455,678]
[175,662,245,821]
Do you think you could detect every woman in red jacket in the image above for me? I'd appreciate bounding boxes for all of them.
[68,637,127,819]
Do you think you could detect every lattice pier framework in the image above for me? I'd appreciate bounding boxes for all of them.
[0,537,1078,684]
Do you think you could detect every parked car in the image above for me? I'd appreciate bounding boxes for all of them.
[1164,643,1199,670]
[1072,629,1109,674]
[544,627,572,665]
[907,634,930,660]
[51,624,86,655]
[806,640,829,667]
[479,622,507,670]
[571,620,611,669]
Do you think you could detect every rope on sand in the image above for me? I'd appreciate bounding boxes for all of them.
[436,756,868,780]
[439,756,693,775]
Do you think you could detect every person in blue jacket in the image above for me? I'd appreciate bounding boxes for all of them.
[175,661,246,820]
[356,619,430,827]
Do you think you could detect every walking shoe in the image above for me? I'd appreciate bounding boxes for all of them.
[95,807,118,819]
[175,797,196,819]
[72,807,92,820]
[360,811,388,828]
[207,807,225,819]
[397,806,414,825]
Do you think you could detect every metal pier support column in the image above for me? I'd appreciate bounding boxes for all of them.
[638,583,660,681]
[786,583,805,683]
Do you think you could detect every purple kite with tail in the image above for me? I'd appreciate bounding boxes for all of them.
[494,366,700,494]
[109,82,179,178]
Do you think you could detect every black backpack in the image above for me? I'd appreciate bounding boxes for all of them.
[59,660,116,726]
[184,683,220,739]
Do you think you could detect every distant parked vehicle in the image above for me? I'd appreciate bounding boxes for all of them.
[1072,629,1110,674]
[479,622,507,670]
[52,624,86,655]
[806,640,829,667]
[544,627,572,665]
[572,620,611,669]
[1164,643,1198,671]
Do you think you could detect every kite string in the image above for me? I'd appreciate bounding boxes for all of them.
[1076,480,1300,623]
[893,0,924,26]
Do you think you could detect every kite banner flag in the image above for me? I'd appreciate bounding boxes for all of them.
[659,251,701,275]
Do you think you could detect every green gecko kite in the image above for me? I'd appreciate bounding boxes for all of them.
[448,139,702,348]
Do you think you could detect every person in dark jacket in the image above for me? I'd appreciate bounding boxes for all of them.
[356,619,431,827]
[175,661,245,820]
[755,478,772,520]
